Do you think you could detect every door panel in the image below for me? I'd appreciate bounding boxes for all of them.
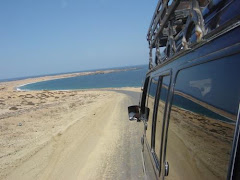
[144,140,157,179]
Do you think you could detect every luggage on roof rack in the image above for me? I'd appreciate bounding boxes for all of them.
[146,0,230,69]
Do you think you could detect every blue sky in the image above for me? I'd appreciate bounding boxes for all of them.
[0,0,156,79]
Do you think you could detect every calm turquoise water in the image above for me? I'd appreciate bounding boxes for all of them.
[19,65,148,91]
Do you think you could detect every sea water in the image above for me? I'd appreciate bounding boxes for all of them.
[18,65,148,91]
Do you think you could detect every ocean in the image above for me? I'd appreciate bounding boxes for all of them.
[18,65,148,91]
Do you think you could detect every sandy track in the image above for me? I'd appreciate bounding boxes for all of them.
[3,91,143,180]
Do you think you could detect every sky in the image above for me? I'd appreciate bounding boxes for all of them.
[0,0,156,79]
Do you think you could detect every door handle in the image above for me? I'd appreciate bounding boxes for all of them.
[165,161,169,176]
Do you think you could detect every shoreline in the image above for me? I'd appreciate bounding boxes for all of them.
[0,67,141,179]
[0,76,140,179]
[16,86,141,92]
[0,67,140,92]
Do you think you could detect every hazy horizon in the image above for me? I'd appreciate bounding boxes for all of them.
[0,63,148,82]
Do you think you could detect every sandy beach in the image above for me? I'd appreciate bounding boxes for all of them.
[0,72,142,180]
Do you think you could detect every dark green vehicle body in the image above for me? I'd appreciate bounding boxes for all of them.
[128,0,240,179]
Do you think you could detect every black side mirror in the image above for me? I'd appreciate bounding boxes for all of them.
[128,105,140,121]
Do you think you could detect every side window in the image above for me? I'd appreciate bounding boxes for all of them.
[154,76,170,163]
[146,76,159,145]
[165,54,240,180]
[140,77,150,115]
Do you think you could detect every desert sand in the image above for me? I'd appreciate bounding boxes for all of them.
[0,72,143,180]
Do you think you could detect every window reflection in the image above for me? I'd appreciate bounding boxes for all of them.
[155,76,170,162]
[166,54,240,180]
[189,78,212,97]
[146,76,159,146]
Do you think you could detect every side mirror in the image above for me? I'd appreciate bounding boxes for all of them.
[128,105,140,121]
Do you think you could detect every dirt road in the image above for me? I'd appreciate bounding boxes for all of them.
[5,90,144,180]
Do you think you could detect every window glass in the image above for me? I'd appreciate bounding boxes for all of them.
[155,76,170,162]
[146,76,159,145]
[166,54,240,180]
[140,77,150,115]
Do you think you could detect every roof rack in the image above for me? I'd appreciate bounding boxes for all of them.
[147,0,207,69]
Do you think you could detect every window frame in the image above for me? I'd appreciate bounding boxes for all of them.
[144,69,172,177]
[140,76,150,116]
[152,74,171,172]
[162,56,240,179]
[145,75,161,147]
[231,102,240,180]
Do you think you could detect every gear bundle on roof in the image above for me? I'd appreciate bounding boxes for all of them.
[147,0,214,69]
